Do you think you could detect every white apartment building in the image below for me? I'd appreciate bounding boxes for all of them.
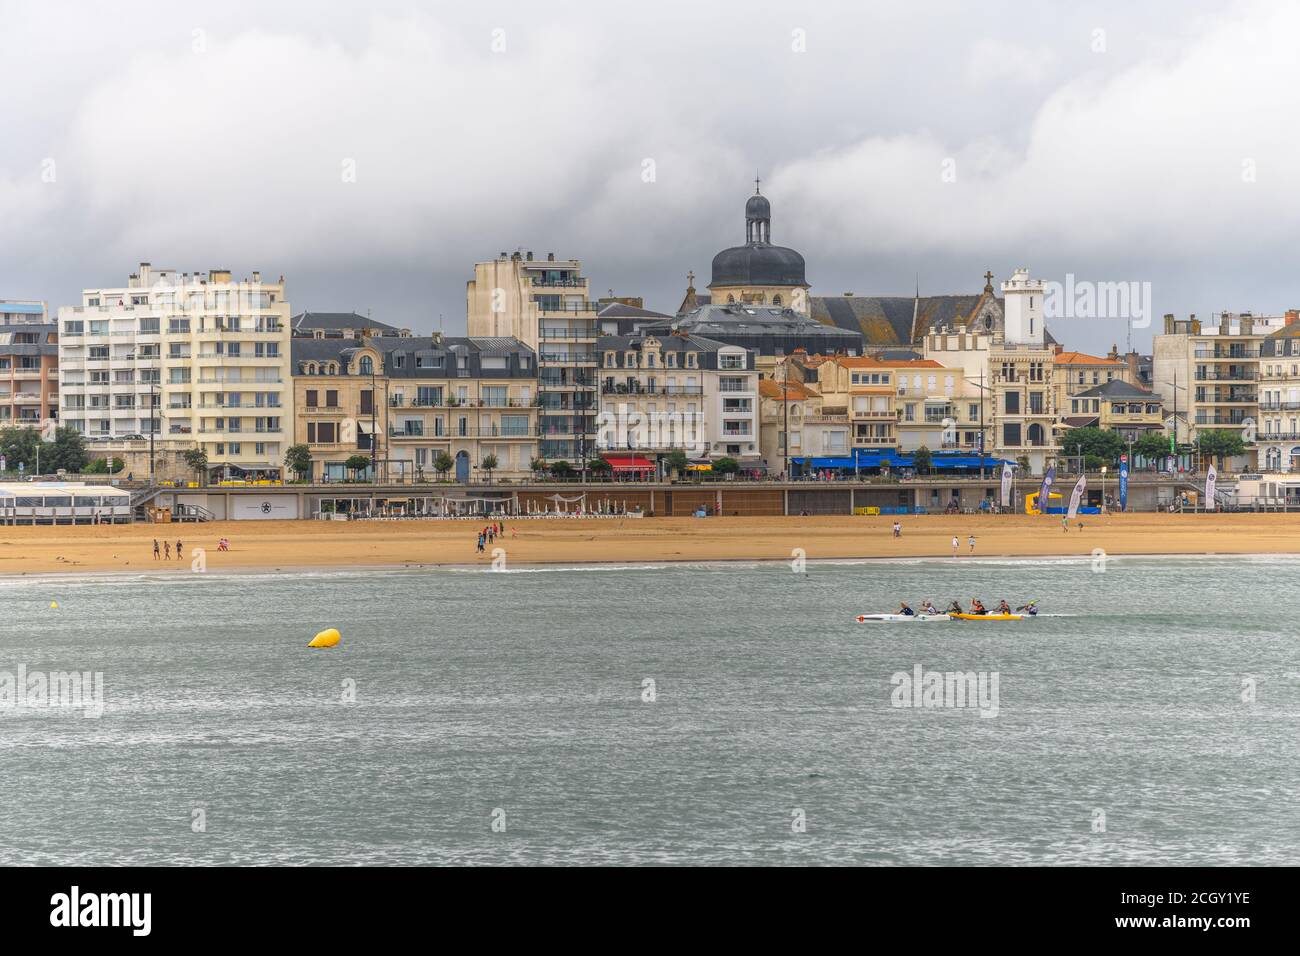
[596,332,760,468]
[58,263,292,480]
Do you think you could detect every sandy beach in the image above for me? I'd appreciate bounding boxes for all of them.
[2,512,1300,575]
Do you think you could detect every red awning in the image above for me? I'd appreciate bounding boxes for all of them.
[605,456,655,471]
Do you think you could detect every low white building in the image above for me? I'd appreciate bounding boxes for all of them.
[0,481,132,524]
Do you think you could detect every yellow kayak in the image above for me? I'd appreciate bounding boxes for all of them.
[949,612,1023,621]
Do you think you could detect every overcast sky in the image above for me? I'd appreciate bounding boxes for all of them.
[1,0,1295,351]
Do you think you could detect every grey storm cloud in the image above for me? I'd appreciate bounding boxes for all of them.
[0,0,1291,350]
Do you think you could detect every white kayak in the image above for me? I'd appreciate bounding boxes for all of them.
[856,613,951,623]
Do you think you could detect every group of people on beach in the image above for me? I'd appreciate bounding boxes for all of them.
[152,539,184,560]
[475,522,513,552]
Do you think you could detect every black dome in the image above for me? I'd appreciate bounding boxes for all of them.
[745,193,771,219]
[709,243,807,288]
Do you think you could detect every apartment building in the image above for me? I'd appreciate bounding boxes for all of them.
[1153,313,1260,459]
[1255,321,1300,471]
[467,251,597,461]
[1063,379,1165,439]
[758,378,848,475]
[58,264,291,479]
[596,331,760,467]
[292,334,539,482]
[1052,350,1130,411]
[0,301,57,428]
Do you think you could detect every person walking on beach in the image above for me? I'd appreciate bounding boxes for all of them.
[952,535,959,558]
[892,521,901,538]
[176,540,183,560]
[163,541,171,559]
[1061,514,1069,533]
[968,534,976,554]
[153,539,160,560]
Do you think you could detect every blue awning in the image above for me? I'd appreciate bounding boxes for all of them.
[792,451,1012,470]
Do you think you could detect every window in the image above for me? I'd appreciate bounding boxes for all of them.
[326,390,338,408]
[1004,391,1020,414]
[359,356,374,375]
[306,389,318,408]
[1003,423,1021,446]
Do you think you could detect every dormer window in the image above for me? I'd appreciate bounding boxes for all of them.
[667,352,677,368]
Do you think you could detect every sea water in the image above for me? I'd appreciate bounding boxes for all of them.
[2,556,1298,865]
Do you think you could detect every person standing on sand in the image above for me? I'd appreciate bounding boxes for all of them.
[163,541,171,559]
[893,521,901,538]
[968,534,976,554]
[153,539,160,560]
[952,535,959,558]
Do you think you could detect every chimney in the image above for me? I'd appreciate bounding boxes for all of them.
[1286,309,1300,326]
[1241,316,1254,335]
[252,271,261,283]
[526,251,533,261]
[547,252,555,261]
[1108,343,1119,361]
[1163,313,1175,334]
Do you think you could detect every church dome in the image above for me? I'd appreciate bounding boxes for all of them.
[708,187,807,289]
[710,244,807,288]
[745,193,771,219]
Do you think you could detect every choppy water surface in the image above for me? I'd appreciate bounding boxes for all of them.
[2,556,1298,865]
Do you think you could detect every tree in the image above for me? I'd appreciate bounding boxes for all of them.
[665,449,688,477]
[1133,432,1171,467]
[283,444,311,481]
[481,453,499,482]
[713,456,740,476]
[913,445,933,474]
[344,454,371,480]
[0,426,39,473]
[434,452,454,480]
[46,426,88,473]
[184,448,209,484]
[1197,429,1245,469]
[1060,427,1123,467]
[84,456,124,474]
[587,458,611,478]
[549,460,573,479]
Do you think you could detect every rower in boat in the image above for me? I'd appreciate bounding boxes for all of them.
[946,599,963,615]
[996,600,1012,615]
[1015,600,1039,616]
[921,600,940,616]
[898,602,915,616]
[969,599,988,615]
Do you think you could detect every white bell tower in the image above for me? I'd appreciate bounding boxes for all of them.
[1001,267,1044,346]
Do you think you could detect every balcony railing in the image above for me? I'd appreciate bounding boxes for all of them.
[1195,348,1259,359]
[536,301,600,313]
[1195,370,1256,381]
[600,384,704,396]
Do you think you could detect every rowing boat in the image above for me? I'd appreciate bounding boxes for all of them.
[855,613,951,623]
[948,612,1024,621]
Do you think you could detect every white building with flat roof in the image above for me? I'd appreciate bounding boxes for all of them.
[58,263,292,480]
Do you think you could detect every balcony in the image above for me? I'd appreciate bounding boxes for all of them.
[536,301,600,314]
[1195,369,1255,381]
[1195,348,1259,359]
[540,351,597,365]
[530,277,587,288]
[390,425,537,438]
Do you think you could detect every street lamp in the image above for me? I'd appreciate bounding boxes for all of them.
[1100,465,1108,512]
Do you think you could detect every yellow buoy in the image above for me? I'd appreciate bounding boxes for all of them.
[50,601,58,609]
[307,628,341,648]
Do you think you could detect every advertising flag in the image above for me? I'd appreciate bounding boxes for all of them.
[1067,474,1087,520]
[1118,454,1129,512]
[1000,462,1013,508]
[1038,465,1056,515]
[1205,464,1217,512]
